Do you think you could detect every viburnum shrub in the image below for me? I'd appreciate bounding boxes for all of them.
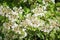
[0,0,60,40]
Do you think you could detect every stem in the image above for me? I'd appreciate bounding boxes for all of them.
[44,33,47,40]
[34,32,37,40]
[35,34,36,40]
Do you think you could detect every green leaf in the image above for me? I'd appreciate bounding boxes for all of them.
[24,7,30,15]
[37,0,42,4]
[19,13,24,20]
[37,31,44,39]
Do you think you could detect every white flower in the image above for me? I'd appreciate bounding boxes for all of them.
[43,6,47,11]
[42,0,45,4]
[25,13,32,19]
[19,6,22,9]
[18,6,24,14]
[31,5,46,17]
[50,25,53,29]
[31,5,43,13]
[16,30,21,34]
[51,0,55,4]
[8,15,17,22]
[48,19,58,27]
[43,29,52,33]
[5,14,10,17]
[12,26,21,34]
[23,0,27,2]
[11,23,18,29]
[11,11,18,15]
[13,7,18,11]
[3,22,12,30]
[33,13,45,17]
[41,24,52,33]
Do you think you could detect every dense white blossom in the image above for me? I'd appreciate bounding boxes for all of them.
[0,5,27,38]
[0,0,59,39]
[31,5,46,17]
[21,13,45,28]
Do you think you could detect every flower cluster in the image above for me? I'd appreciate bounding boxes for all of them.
[31,5,47,17]
[21,13,45,28]
[0,5,27,39]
